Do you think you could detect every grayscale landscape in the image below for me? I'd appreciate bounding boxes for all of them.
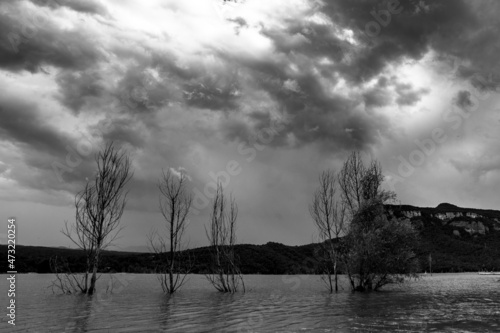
[0,0,500,332]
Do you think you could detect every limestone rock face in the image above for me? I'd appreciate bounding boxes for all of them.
[402,210,421,218]
[434,212,463,220]
[386,203,500,236]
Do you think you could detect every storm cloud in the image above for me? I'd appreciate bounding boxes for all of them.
[0,0,499,249]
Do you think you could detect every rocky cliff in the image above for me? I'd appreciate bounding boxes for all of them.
[387,203,500,236]
[386,203,500,272]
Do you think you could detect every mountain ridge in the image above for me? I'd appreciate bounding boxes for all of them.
[2,203,499,274]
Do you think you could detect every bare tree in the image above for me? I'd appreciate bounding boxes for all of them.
[148,169,193,294]
[338,151,366,218]
[337,152,419,292]
[59,142,132,295]
[205,182,245,293]
[49,256,87,294]
[49,256,118,296]
[310,170,346,292]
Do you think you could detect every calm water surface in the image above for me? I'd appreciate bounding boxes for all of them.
[1,273,499,332]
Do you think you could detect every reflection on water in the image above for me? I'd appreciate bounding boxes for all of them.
[1,273,499,332]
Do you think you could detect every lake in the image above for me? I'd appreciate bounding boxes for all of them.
[1,273,499,332]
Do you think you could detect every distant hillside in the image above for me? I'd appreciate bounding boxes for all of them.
[0,242,322,274]
[2,203,500,274]
[386,203,500,272]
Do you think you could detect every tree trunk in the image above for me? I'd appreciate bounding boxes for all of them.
[334,258,338,292]
[169,201,175,293]
[169,238,174,293]
[88,260,98,295]
[88,251,100,295]
[84,271,89,293]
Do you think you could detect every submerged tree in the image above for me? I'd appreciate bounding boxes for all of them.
[338,152,420,291]
[205,182,245,293]
[338,151,367,219]
[148,169,193,294]
[310,170,346,293]
[58,142,133,295]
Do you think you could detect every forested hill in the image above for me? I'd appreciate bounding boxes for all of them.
[2,203,500,274]
[386,203,500,272]
[0,242,322,274]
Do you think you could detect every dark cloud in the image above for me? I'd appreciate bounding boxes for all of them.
[261,21,344,62]
[115,66,176,114]
[363,76,429,108]
[228,17,248,34]
[156,0,499,156]
[12,148,94,191]
[96,117,147,149]
[0,93,97,191]
[223,119,255,144]
[469,72,500,93]
[55,70,104,113]
[434,1,500,82]
[150,50,204,81]
[395,83,429,106]
[0,94,72,155]
[454,90,474,109]
[363,87,392,107]
[319,0,478,83]
[211,0,482,152]
[183,69,241,111]
[216,40,392,152]
[343,111,391,150]
[0,0,499,249]
[0,6,102,73]
[29,0,109,16]
[377,76,389,87]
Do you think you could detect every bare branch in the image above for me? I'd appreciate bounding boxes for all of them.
[149,168,193,293]
[55,142,133,295]
[310,170,346,293]
[205,182,245,293]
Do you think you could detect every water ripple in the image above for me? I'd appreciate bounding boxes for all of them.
[1,273,499,332]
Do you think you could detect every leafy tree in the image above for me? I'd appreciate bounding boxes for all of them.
[338,152,420,291]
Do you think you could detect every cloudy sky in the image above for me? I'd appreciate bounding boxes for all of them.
[0,0,499,250]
